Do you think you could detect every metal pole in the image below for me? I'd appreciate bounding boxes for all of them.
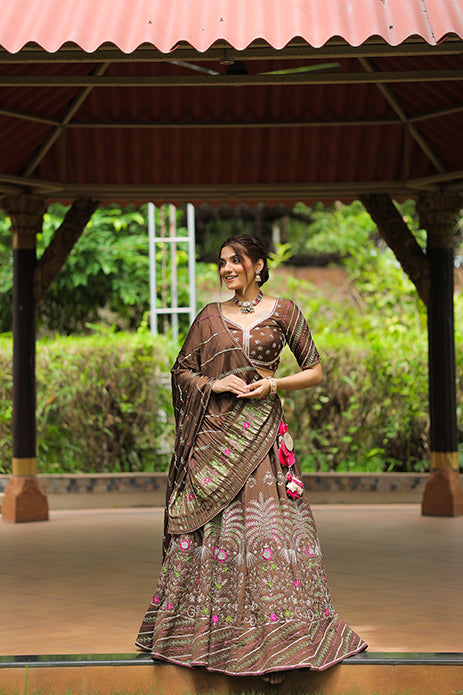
[148,202,157,335]
[169,204,179,343]
[187,203,196,326]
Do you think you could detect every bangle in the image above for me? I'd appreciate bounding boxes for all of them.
[267,377,277,395]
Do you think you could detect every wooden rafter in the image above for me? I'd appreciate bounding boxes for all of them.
[357,57,447,176]
[0,107,59,126]
[4,108,463,132]
[1,69,463,88]
[23,62,112,178]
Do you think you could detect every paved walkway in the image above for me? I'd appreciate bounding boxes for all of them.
[1,505,462,656]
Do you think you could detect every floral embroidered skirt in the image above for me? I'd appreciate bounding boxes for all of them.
[135,447,367,676]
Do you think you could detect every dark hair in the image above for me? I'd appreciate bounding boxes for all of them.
[218,234,270,287]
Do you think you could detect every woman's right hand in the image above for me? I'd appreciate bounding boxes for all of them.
[211,375,250,396]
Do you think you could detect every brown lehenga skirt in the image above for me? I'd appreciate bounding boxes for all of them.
[135,446,367,676]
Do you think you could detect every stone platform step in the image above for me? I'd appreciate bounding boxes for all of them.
[1,652,462,695]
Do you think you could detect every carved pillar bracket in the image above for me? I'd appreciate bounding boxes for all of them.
[417,192,462,249]
[417,192,463,517]
[34,197,99,306]
[361,194,430,305]
[1,194,46,249]
[0,194,48,522]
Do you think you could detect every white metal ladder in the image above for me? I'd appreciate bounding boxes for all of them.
[147,202,196,343]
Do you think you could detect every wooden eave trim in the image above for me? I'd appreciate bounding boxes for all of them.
[1,179,463,203]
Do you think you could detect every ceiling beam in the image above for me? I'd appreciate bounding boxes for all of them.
[1,38,462,63]
[65,118,401,129]
[1,177,462,202]
[0,107,60,126]
[410,104,463,123]
[407,170,463,188]
[0,70,462,88]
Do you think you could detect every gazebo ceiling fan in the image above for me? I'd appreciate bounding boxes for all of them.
[168,59,341,76]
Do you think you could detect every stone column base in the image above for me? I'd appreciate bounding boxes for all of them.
[1,476,49,523]
[421,469,463,517]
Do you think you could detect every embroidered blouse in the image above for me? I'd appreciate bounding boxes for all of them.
[222,298,320,372]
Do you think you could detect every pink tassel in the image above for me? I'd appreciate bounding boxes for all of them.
[286,472,303,499]
[278,443,295,467]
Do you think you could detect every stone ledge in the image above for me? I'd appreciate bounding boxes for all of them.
[1,651,462,667]
[1,653,462,695]
[0,472,441,509]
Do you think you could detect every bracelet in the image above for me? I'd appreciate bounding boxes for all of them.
[267,377,277,395]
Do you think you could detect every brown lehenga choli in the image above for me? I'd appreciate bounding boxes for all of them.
[136,299,367,676]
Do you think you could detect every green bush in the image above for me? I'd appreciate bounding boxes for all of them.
[274,262,462,472]
[0,330,178,474]
[0,309,460,474]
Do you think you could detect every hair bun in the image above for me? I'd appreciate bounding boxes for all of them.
[219,233,270,287]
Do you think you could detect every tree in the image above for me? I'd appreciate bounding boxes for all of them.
[0,202,192,335]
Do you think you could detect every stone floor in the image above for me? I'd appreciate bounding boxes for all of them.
[1,504,462,656]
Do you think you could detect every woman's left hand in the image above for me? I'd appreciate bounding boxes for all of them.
[237,378,271,399]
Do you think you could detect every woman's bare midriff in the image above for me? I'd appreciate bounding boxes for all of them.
[256,368,275,379]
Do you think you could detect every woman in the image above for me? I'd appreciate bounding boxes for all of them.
[136,234,366,681]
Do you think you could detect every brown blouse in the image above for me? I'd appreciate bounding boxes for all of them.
[222,298,320,372]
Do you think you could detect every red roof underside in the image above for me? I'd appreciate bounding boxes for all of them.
[0,1,462,205]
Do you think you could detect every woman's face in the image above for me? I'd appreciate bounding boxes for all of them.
[218,245,255,292]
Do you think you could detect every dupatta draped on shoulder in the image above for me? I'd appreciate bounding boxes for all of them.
[165,303,282,547]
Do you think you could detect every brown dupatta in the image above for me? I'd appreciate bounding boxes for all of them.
[164,303,283,546]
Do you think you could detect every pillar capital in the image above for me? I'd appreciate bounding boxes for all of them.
[417,192,463,249]
[1,194,45,249]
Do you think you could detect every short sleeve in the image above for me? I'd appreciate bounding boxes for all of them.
[281,300,320,369]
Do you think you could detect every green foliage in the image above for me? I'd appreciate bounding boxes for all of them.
[272,225,462,473]
[290,200,375,260]
[36,203,149,333]
[0,215,13,333]
[0,203,194,335]
[0,331,178,474]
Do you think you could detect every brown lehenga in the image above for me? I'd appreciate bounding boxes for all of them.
[136,301,367,676]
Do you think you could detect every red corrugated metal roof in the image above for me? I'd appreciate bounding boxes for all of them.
[1,0,463,54]
[1,3,463,205]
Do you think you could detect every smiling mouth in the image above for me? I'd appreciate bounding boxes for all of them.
[225,275,238,281]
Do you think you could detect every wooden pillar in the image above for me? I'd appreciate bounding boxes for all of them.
[0,194,48,523]
[418,192,463,516]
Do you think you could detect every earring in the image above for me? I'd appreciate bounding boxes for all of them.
[255,270,261,283]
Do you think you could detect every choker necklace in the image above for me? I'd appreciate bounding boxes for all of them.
[233,290,263,314]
